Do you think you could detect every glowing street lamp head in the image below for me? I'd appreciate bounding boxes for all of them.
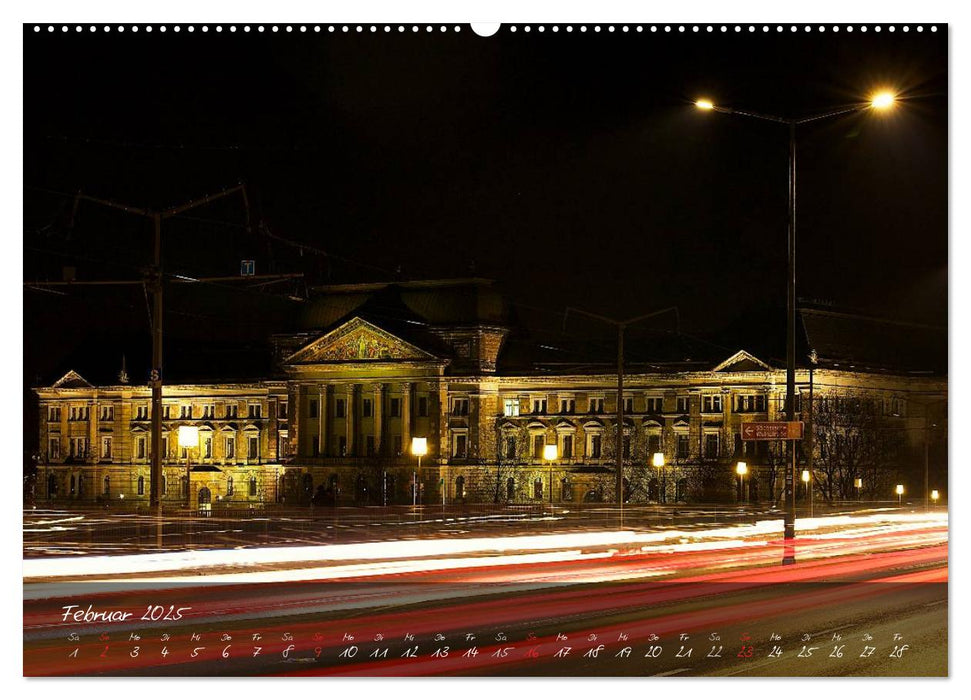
[854,477,863,489]
[411,436,428,457]
[801,469,811,483]
[870,91,896,110]
[543,444,559,462]
[895,484,905,495]
[177,425,199,448]
[652,452,665,468]
[695,99,715,111]
[931,489,940,502]
[736,461,748,476]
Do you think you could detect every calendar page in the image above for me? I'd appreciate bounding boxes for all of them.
[22,16,948,680]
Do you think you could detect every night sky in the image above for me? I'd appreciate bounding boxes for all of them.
[24,24,947,387]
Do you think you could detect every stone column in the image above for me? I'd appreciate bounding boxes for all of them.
[345,384,355,456]
[401,382,412,454]
[373,384,384,455]
[287,384,300,457]
[437,381,450,464]
[59,400,69,462]
[318,383,327,457]
[88,400,98,464]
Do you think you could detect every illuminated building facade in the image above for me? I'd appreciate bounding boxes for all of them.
[33,280,947,508]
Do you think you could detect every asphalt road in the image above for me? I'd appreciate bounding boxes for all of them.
[23,502,928,557]
[23,514,947,677]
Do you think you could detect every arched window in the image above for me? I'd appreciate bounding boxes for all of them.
[103,476,110,496]
[455,475,465,500]
[47,473,57,498]
[137,475,145,496]
[249,476,257,497]
[227,476,234,496]
[70,475,76,495]
[561,477,573,501]
[533,478,543,499]
[676,478,688,502]
[77,474,84,496]
[506,477,515,501]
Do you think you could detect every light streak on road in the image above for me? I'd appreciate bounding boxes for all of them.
[23,511,947,582]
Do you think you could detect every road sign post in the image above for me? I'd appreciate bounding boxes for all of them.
[740,421,804,441]
[741,422,804,562]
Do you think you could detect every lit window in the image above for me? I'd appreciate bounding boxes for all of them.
[503,398,520,417]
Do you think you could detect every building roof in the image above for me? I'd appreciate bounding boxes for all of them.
[800,308,946,375]
[301,278,509,329]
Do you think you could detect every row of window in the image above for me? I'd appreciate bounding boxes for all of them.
[498,394,806,417]
[50,403,278,422]
[308,434,410,458]
[308,396,428,419]
[502,395,702,417]
[475,432,742,461]
[48,473,260,498]
[48,435,262,461]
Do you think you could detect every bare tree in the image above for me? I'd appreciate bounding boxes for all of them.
[593,424,651,502]
[491,424,530,504]
[812,393,904,501]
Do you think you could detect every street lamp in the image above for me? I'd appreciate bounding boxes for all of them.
[695,93,896,552]
[411,436,427,509]
[178,425,199,508]
[896,483,905,506]
[652,452,665,503]
[544,443,558,507]
[870,91,896,109]
[931,489,940,504]
[736,461,748,503]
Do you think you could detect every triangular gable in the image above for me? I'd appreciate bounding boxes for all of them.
[52,370,93,389]
[286,317,437,364]
[712,350,772,373]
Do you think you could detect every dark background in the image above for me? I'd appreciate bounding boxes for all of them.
[24,24,947,389]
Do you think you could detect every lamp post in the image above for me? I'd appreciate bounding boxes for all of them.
[411,436,427,509]
[801,469,813,518]
[896,483,905,507]
[544,443,558,509]
[178,425,199,509]
[696,92,896,553]
[652,452,665,503]
[931,489,940,505]
[736,461,748,504]
[563,306,679,523]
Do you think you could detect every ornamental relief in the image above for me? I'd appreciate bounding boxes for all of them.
[315,329,410,361]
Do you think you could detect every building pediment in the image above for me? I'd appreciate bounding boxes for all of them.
[51,370,93,389]
[285,317,438,364]
[712,349,772,373]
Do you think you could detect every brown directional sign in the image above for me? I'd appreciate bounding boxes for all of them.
[740,421,804,440]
